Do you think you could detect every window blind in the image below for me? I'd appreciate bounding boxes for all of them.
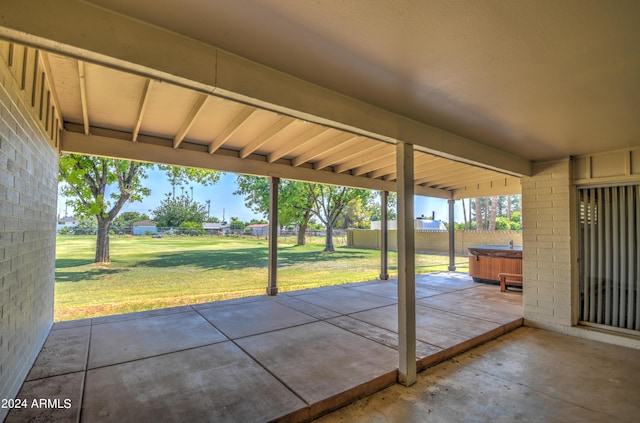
[578,185,640,331]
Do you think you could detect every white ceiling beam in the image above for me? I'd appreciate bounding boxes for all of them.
[77,61,89,135]
[133,79,154,142]
[291,133,357,167]
[0,0,531,177]
[208,106,255,154]
[368,152,438,179]
[352,155,397,177]
[313,139,374,171]
[239,116,295,158]
[61,128,452,199]
[452,178,521,199]
[267,125,329,163]
[414,165,488,186]
[334,146,394,174]
[174,94,209,148]
[39,51,64,132]
[412,159,470,179]
[431,172,512,190]
[367,164,395,180]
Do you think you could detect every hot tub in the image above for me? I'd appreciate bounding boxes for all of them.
[468,245,522,284]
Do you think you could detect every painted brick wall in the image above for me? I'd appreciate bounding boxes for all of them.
[521,160,573,328]
[348,229,523,254]
[0,57,57,417]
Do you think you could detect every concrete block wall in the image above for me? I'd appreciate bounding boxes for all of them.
[0,54,58,418]
[521,160,573,329]
[348,229,523,254]
[521,159,640,349]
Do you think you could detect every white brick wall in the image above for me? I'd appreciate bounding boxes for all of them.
[0,56,57,419]
[521,160,573,328]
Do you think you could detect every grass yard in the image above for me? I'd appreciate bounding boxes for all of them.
[55,235,469,321]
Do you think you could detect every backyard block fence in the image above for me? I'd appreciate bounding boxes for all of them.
[347,230,523,255]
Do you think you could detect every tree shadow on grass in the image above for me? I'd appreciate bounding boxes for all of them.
[56,258,95,268]
[135,246,367,270]
[55,268,128,283]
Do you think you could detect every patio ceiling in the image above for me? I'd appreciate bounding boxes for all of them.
[7,0,640,198]
[5,1,638,199]
[47,53,519,199]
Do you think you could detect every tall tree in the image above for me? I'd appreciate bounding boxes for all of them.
[308,184,371,252]
[151,193,207,228]
[234,176,315,245]
[157,165,222,196]
[59,155,151,263]
[368,192,398,223]
[60,158,220,262]
[461,198,468,229]
[474,198,483,230]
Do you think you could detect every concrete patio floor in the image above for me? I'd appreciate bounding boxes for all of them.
[317,327,640,423]
[6,272,524,422]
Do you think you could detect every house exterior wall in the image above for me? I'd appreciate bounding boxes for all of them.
[521,160,573,327]
[521,159,640,349]
[0,44,59,419]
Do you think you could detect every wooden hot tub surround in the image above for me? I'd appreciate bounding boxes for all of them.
[468,245,523,285]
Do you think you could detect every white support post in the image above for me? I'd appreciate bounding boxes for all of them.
[397,142,416,386]
[380,190,389,280]
[448,199,456,271]
[267,176,279,296]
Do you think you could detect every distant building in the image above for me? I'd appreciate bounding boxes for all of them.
[246,223,269,237]
[202,222,229,235]
[130,219,158,235]
[56,216,78,232]
[415,218,447,230]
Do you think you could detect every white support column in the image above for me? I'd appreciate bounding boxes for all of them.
[448,199,457,271]
[397,142,416,386]
[267,176,279,296]
[380,190,389,280]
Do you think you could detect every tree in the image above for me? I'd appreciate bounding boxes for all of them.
[470,195,522,230]
[308,184,371,252]
[59,155,151,263]
[229,217,245,233]
[461,198,468,229]
[367,192,398,223]
[235,176,315,245]
[151,193,207,228]
[73,215,99,235]
[488,196,499,230]
[178,221,206,236]
[158,165,222,197]
[474,198,483,230]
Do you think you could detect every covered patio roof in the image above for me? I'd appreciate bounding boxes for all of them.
[51,53,520,200]
[0,0,548,201]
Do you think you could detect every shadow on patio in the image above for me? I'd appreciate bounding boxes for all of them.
[7,272,523,422]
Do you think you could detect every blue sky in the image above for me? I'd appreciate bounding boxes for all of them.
[58,169,462,223]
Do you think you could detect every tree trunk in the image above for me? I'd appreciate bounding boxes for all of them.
[488,196,498,230]
[95,217,111,263]
[507,195,511,220]
[324,222,335,252]
[461,198,468,229]
[474,198,483,230]
[296,210,310,246]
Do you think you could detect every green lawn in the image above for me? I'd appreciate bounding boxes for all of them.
[55,235,469,321]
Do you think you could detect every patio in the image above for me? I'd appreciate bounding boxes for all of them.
[6,272,522,422]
